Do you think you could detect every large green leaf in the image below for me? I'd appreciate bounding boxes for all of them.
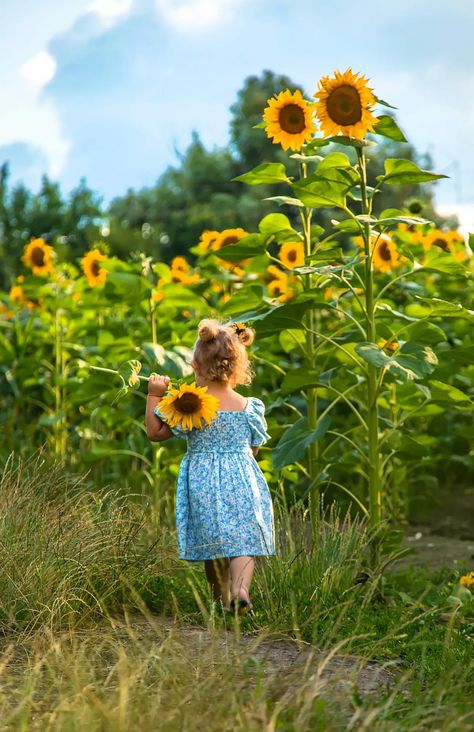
[318,152,352,170]
[249,301,312,336]
[281,368,320,395]
[258,213,299,240]
[104,272,151,301]
[407,297,474,319]
[220,284,264,316]
[428,380,472,407]
[355,341,438,380]
[421,249,466,276]
[264,195,305,207]
[292,168,357,209]
[272,415,331,469]
[156,285,205,309]
[373,115,407,142]
[381,159,448,185]
[233,163,289,185]
[215,234,265,262]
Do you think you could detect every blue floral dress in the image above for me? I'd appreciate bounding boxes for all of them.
[153,397,276,561]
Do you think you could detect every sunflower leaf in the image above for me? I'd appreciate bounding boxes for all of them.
[374,96,398,110]
[264,195,305,208]
[419,248,467,276]
[355,341,438,380]
[272,415,331,469]
[373,115,407,142]
[258,213,296,237]
[428,380,472,407]
[326,136,376,148]
[381,159,448,186]
[233,163,290,185]
[292,169,357,209]
[215,234,266,262]
[220,284,264,316]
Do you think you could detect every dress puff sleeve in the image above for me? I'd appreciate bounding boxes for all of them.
[247,397,271,447]
[153,404,187,439]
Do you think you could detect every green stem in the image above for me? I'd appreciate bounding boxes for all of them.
[357,147,382,565]
[300,161,320,540]
[54,288,65,458]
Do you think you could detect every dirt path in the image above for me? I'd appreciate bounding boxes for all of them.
[104,613,400,704]
[393,525,474,571]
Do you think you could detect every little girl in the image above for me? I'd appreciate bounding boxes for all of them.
[145,318,276,616]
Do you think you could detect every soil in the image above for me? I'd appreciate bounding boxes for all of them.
[105,613,401,706]
[393,524,474,571]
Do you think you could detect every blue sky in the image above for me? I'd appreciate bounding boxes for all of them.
[1,0,473,231]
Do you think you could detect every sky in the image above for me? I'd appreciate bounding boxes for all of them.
[1,0,473,232]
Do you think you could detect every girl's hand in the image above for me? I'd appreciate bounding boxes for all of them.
[148,373,170,397]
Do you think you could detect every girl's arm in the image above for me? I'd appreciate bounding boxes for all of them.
[146,374,173,442]
[251,446,259,457]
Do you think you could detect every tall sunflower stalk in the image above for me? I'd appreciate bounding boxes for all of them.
[264,89,322,536]
[237,70,450,567]
[314,69,382,560]
[358,147,382,560]
[300,162,321,538]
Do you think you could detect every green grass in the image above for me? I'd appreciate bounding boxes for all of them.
[0,450,472,730]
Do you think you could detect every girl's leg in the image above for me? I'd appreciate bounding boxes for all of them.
[204,557,231,607]
[229,555,255,604]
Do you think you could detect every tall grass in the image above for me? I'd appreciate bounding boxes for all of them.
[0,448,177,635]
[0,451,472,730]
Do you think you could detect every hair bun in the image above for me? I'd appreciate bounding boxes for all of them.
[198,318,219,343]
[238,327,255,347]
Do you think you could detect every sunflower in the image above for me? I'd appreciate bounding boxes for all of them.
[9,285,26,303]
[423,229,467,261]
[21,238,55,276]
[279,241,305,269]
[355,233,402,273]
[158,382,220,430]
[378,338,399,353]
[267,276,294,303]
[314,68,378,140]
[395,223,425,247]
[213,228,247,252]
[460,572,474,590]
[170,256,189,273]
[170,269,200,285]
[213,228,249,274]
[81,249,109,287]
[197,230,220,254]
[263,89,316,151]
[267,264,286,281]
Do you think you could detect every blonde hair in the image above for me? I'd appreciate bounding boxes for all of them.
[192,318,256,385]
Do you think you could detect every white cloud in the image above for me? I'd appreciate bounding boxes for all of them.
[19,51,57,88]
[88,0,134,18]
[154,0,249,31]
[436,202,474,238]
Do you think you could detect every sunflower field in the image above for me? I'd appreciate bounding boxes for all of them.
[2,69,472,535]
[0,67,473,729]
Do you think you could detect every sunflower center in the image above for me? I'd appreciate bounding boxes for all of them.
[32,247,46,267]
[91,260,101,277]
[278,104,306,134]
[174,393,202,414]
[378,241,392,261]
[287,249,297,262]
[326,85,362,126]
[432,237,449,251]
